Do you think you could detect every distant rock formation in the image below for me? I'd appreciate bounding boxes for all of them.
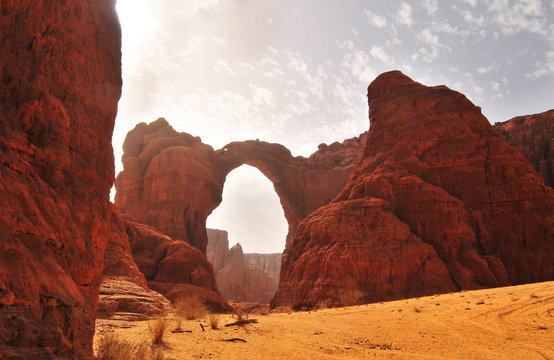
[124,218,228,311]
[206,229,280,303]
[495,109,554,188]
[244,253,282,291]
[115,119,365,254]
[0,1,121,358]
[272,71,554,309]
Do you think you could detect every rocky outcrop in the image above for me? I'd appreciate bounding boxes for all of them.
[0,1,121,358]
[495,110,554,188]
[244,253,282,290]
[97,277,172,321]
[206,229,280,303]
[272,71,554,309]
[115,118,365,253]
[98,206,172,320]
[123,218,228,311]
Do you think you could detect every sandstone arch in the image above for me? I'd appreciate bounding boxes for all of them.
[115,118,365,253]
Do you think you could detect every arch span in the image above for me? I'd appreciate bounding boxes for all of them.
[115,118,365,253]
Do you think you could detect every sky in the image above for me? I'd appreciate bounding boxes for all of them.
[114,0,554,253]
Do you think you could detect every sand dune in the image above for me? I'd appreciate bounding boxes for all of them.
[94,281,553,359]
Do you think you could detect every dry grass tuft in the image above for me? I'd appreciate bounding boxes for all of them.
[148,317,168,345]
[96,330,167,359]
[174,294,207,321]
[208,314,220,330]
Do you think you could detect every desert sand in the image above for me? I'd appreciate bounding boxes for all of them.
[94,281,553,359]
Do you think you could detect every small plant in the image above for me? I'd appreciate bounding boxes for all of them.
[208,314,220,330]
[226,281,259,326]
[174,294,207,321]
[96,330,132,360]
[148,317,168,345]
[96,330,168,359]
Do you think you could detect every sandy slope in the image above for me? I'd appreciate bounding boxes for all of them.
[94,281,553,359]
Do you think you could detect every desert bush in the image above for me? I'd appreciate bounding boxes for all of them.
[148,317,168,345]
[208,314,220,330]
[174,294,207,320]
[96,330,167,360]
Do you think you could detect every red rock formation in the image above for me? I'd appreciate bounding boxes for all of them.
[206,228,230,274]
[123,218,228,311]
[99,206,172,320]
[115,119,365,253]
[97,277,172,321]
[207,230,281,303]
[244,253,282,290]
[273,71,554,309]
[495,110,554,188]
[0,1,121,358]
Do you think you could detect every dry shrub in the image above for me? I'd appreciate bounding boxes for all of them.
[174,294,207,321]
[96,330,167,360]
[208,314,220,330]
[148,317,168,345]
[228,284,254,324]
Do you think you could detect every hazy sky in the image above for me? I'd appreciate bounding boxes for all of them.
[114,0,554,253]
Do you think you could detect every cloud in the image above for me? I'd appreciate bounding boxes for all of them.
[488,0,548,35]
[370,46,391,63]
[364,10,388,28]
[528,50,554,78]
[396,2,414,26]
[422,0,439,15]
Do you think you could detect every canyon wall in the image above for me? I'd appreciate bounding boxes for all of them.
[272,71,554,309]
[115,118,365,254]
[495,110,554,188]
[0,1,121,358]
[124,218,228,311]
[207,229,281,303]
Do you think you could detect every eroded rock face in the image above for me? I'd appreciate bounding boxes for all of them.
[0,1,121,358]
[99,206,172,320]
[495,110,554,188]
[207,229,280,303]
[115,118,365,253]
[123,217,228,311]
[97,276,172,321]
[272,71,554,309]
[244,253,282,291]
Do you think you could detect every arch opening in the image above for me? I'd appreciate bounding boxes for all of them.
[206,164,287,303]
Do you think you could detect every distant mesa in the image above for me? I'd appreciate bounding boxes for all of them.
[272,71,554,309]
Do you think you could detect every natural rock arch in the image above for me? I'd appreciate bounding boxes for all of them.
[115,118,365,254]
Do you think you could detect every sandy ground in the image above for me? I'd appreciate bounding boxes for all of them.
[94,281,554,359]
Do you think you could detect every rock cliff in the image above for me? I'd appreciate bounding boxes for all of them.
[273,71,554,309]
[98,206,172,320]
[244,253,282,290]
[115,118,365,253]
[0,1,121,358]
[495,110,554,188]
[206,229,281,303]
[123,218,228,311]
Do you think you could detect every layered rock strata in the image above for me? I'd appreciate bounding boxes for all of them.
[98,206,172,320]
[495,109,554,188]
[207,229,280,303]
[0,1,121,358]
[123,218,228,311]
[272,71,554,309]
[115,118,365,253]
